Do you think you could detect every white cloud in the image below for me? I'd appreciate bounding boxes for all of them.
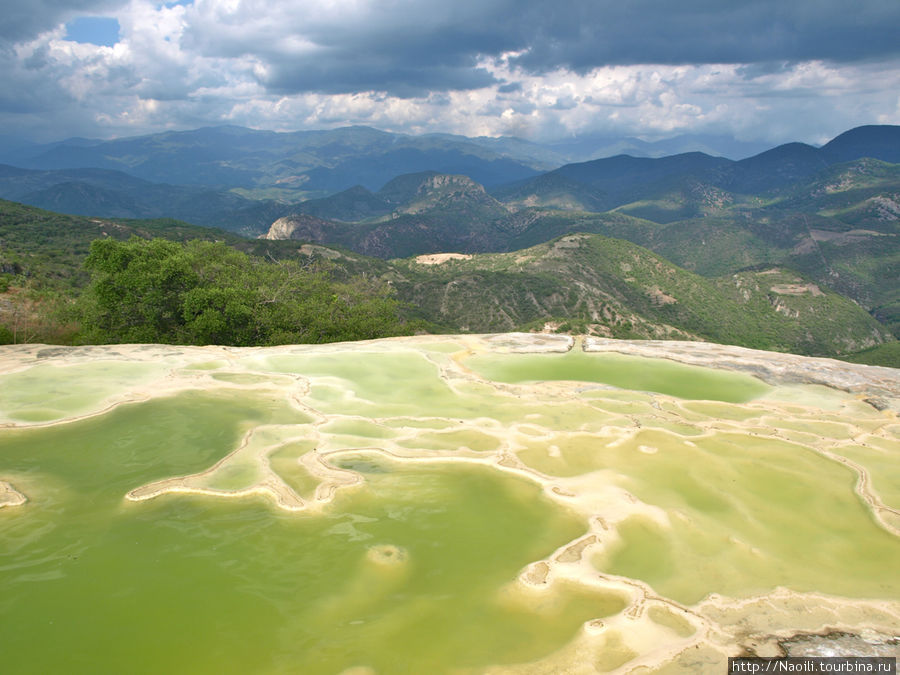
[0,0,898,144]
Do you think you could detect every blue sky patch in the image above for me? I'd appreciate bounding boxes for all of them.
[64,16,120,47]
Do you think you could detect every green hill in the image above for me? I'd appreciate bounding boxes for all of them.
[0,199,895,363]
[389,233,892,356]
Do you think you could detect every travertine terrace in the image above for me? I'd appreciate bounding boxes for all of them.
[1,334,897,672]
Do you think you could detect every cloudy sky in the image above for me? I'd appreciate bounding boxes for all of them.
[2,0,899,145]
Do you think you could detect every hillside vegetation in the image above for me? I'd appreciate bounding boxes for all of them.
[78,238,404,346]
[0,124,897,364]
[390,234,891,355]
[0,201,407,346]
[263,155,899,342]
[0,199,892,360]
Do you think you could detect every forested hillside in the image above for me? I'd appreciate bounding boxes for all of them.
[0,199,894,363]
[0,201,408,346]
[0,124,896,363]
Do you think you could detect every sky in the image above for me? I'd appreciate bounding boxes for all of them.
[1,0,899,145]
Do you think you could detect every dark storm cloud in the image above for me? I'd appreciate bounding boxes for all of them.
[497,82,523,94]
[262,62,498,98]
[182,1,520,97]
[198,0,900,97]
[0,0,128,43]
[505,0,900,72]
[255,25,503,96]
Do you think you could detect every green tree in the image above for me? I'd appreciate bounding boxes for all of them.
[78,237,196,343]
[75,237,406,346]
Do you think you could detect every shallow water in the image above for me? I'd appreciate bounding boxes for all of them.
[0,392,612,673]
[0,361,166,422]
[595,428,900,603]
[0,337,897,673]
[464,349,770,402]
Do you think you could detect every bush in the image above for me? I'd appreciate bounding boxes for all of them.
[76,237,407,346]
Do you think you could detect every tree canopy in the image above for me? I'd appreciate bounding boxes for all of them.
[76,237,407,346]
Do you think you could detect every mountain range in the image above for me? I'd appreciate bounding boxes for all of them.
[262,126,900,345]
[0,198,892,360]
[0,125,548,194]
[0,124,896,234]
[0,126,778,194]
[0,123,897,363]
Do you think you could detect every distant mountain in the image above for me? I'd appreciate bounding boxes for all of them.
[424,133,573,167]
[406,131,764,166]
[378,172,508,216]
[771,158,900,218]
[264,173,512,259]
[0,123,895,342]
[299,147,540,192]
[0,136,43,166]
[544,133,772,162]
[23,181,144,219]
[554,152,731,189]
[0,127,774,195]
[288,170,509,224]
[492,127,900,214]
[717,142,832,193]
[4,123,896,211]
[822,125,900,164]
[490,172,610,212]
[18,126,265,187]
[0,164,289,234]
[493,152,733,212]
[291,185,392,222]
[0,164,151,197]
[8,125,548,194]
[611,177,739,224]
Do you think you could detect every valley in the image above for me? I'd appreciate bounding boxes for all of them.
[0,124,898,364]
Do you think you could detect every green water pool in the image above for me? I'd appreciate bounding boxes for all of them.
[0,392,617,674]
[464,349,769,402]
[1,338,897,674]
